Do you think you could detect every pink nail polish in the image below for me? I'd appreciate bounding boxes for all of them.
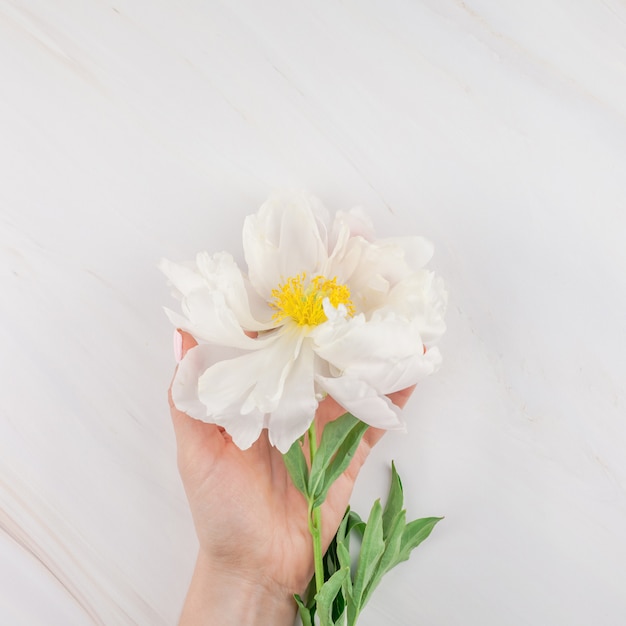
[173,329,183,363]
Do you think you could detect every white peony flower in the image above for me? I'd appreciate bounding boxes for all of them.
[161,192,447,453]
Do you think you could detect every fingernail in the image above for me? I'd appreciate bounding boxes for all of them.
[173,329,183,363]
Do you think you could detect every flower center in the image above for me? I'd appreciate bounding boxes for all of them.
[270,273,355,326]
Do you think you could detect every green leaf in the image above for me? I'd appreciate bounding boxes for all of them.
[308,412,359,497]
[311,419,369,508]
[283,438,309,498]
[366,471,443,607]
[324,513,344,581]
[294,594,313,626]
[336,507,351,545]
[360,509,406,607]
[398,516,443,562]
[338,551,354,624]
[324,538,340,580]
[337,508,364,545]
[325,510,365,583]
[337,539,352,571]
[352,499,385,608]
[378,510,407,574]
[316,567,350,626]
[322,420,368,488]
[345,584,359,626]
[381,461,404,538]
[332,587,346,624]
[356,461,408,606]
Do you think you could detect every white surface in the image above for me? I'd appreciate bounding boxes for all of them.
[2,1,626,624]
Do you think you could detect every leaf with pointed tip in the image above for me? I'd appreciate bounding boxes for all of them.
[398,517,443,563]
[335,507,351,545]
[316,567,350,626]
[283,439,309,498]
[337,508,364,545]
[336,539,351,571]
[382,461,404,538]
[361,509,406,607]
[352,499,385,608]
[311,420,369,509]
[309,413,359,496]
[294,594,313,626]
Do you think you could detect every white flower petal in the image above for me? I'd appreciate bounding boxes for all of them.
[212,408,266,450]
[335,208,376,241]
[378,236,434,270]
[316,375,405,430]
[173,344,267,448]
[314,313,423,371]
[324,224,363,283]
[177,290,265,349]
[342,348,442,394]
[313,313,442,394]
[172,343,243,420]
[267,339,318,453]
[241,332,303,414]
[195,251,275,331]
[198,330,298,416]
[382,272,448,344]
[159,258,205,296]
[329,236,435,316]
[243,191,329,298]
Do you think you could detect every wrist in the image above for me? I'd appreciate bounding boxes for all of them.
[179,551,297,626]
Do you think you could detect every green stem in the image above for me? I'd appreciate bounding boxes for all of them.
[307,421,325,595]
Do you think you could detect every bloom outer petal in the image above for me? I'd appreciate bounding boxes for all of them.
[171,343,216,420]
[195,251,275,331]
[210,406,266,451]
[339,348,442,394]
[313,311,441,395]
[316,374,405,431]
[171,342,266,433]
[197,329,300,417]
[163,289,263,351]
[159,258,206,296]
[243,191,329,299]
[266,338,318,453]
[382,272,448,345]
[313,313,422,372]
[379,236,434,271]
[162,253,275,338]
[195,330,313,450]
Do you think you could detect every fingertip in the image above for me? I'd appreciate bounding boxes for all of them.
[388,384,416,410]
[175,329,198,360]
[173,328,183,363]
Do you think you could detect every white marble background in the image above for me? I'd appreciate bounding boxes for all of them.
[2,1,625,624]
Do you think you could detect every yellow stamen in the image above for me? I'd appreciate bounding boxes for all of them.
[270,273,355,326]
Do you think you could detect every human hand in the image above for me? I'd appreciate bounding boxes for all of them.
[169,330,415,626]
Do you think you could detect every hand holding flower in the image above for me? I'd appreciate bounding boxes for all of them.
[170,331,415,626]
[163,193,446,624]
